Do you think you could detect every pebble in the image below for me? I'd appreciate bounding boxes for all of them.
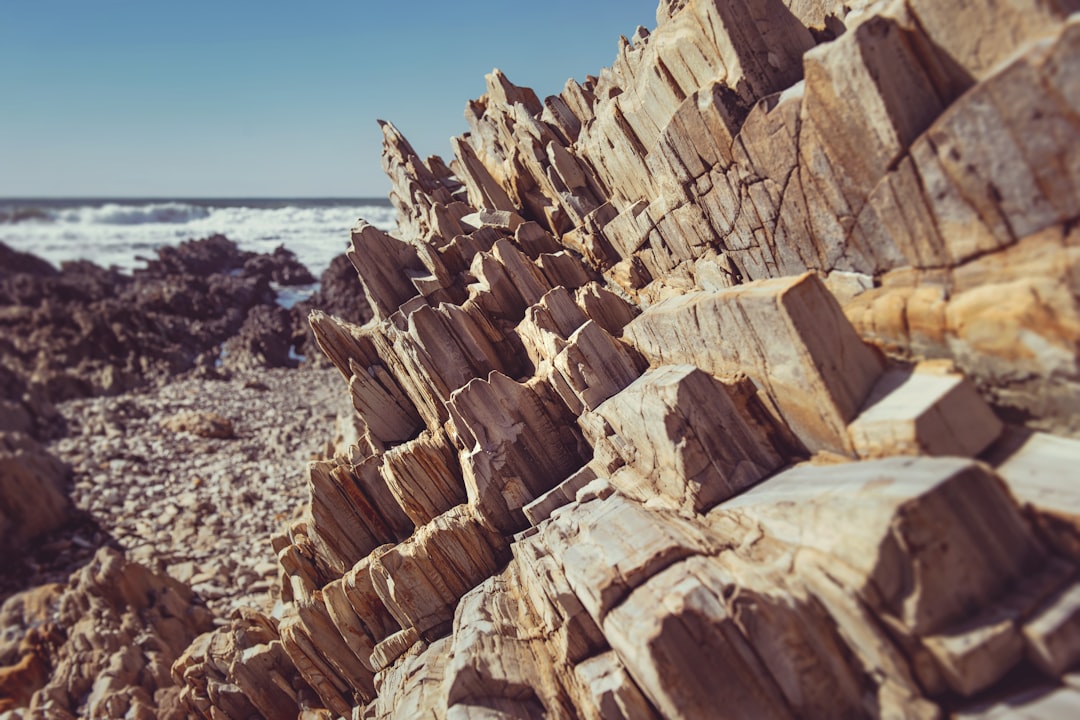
[36,365,353,616]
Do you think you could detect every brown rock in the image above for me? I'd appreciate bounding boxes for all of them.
[0,432,70,549]
[624,273,884,454]
[159,411,235,439]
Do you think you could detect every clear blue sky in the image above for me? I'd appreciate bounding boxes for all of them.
[0,1,659,198]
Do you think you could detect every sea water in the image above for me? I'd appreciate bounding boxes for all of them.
[0,197,398,279]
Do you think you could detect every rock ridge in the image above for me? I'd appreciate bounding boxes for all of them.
[7,0,1080,717]
[173,1,1080,718]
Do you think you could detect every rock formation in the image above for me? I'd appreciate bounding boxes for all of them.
[1,547,214,718]
[0,235,316,403]
[10,0,1080,717]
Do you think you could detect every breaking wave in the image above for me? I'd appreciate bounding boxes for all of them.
[0,198,397,277]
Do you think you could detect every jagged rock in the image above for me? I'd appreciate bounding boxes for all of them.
[380,431,467,526]
[172,1,1080,718]
[988,429,1080,560]
[243,245,317,286]
[368,504,508,639]
[848,364,1003,459]
[583,365,787,513]
[572,650,658,720]
[1,547,213,718]
[0,235,319,405]
[293,253,374,362]
[223,303,298,371]
[623,272,884,454]
[0,241,59,278]
[448,372,586,533]
[551,320,646,413]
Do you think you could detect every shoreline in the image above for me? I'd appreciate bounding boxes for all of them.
[3,364,355,616]
[0,196,396,278]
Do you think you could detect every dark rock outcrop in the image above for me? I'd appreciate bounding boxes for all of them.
[0,236,316,405]
[0,433,70,553]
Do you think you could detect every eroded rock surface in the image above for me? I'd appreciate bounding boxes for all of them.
[0,547,214,718]
[171,2,1080,718]
[8,0,1080,717]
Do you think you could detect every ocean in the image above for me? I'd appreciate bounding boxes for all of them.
[0,197,398,279]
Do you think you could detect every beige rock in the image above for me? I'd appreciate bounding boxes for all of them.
[458,210,524,233]
[603,555,794,720]
[370,627,420,673]
[173,609,301,720]
[511,525,606,669]
[442,565,562,717]
[534,490,708,626]
[2,548,217,718]
[848,368,1003,459]
[716,457,1043,635]
[449,372,586,533]
[306,455,414,574]
[341,554,401,646]
[366,637,450,720]
[586,365,786,513]
[984,428,1080,555]
[171,1,1080,717]
[347,222,426,322]
[624,273,884,453]
[369,504,509,638]
[159,411,234,439]
[380,430,466,526]
[552,320,646,413]
[906,0,1080,89]
[348,360,423,446]
[522,465,597,527]
[573,651,658,720]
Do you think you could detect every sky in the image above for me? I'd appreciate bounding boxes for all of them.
[0,1,660,199]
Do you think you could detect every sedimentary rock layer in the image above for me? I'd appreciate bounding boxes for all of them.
[173,1,1080,718]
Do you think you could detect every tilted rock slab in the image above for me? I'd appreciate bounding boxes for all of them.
[173,1,1080,718]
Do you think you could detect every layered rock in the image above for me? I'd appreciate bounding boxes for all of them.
[175,1,1080,718]
[0,547,214,718]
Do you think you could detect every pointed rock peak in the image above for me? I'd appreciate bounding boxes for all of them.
[485,68,542,116]
[379,120,413,150]
[657,0,689,23]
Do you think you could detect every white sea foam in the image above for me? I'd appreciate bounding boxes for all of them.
[53,202,214,226]
[0,200,397,278]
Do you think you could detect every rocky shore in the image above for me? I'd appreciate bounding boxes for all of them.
[10,366,353,616]
[6,0,1080,718]
[0,235,369,716]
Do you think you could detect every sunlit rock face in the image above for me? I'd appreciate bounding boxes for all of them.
[174,1,1080,717]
